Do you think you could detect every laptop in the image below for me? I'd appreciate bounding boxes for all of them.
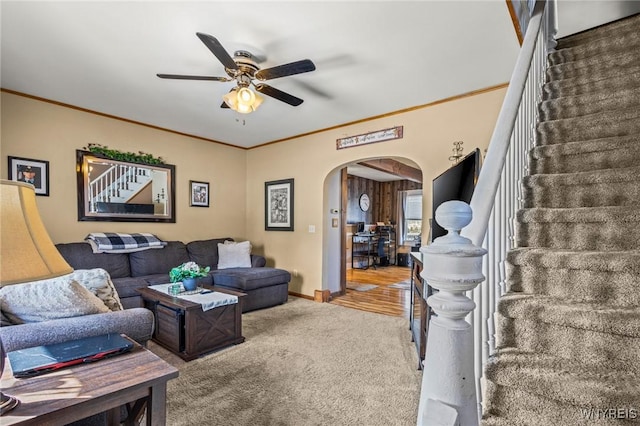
[7,333,134,378]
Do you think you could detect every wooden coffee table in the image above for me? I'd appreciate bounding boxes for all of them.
[137,285,246,361]
[1,344,178,425]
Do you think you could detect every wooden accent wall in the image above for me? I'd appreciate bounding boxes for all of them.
[347,175,422,225]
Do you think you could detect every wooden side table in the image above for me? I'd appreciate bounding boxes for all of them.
[137,286,246,361]
[1,345,178,426]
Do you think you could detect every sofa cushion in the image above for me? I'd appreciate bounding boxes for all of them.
[0,279,110,324]
[218,241,252,269]
[186,238,232,268]
[111,276,151,299]
[129,241,190,277]
[56,242,131,279]
[212,267,291,291]
[250,255,267,268]
[67,268,123,311]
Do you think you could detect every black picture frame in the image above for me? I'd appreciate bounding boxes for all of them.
[190,180,209,207]
[7,156,50,196]
[265,178,294,231]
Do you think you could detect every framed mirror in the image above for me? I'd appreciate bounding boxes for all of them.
[76,150,176,222]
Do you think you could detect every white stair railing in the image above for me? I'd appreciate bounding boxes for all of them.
[417,1,556,424]
[88,164,152,212]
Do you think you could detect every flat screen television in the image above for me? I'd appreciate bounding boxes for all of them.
[431,148,481,242]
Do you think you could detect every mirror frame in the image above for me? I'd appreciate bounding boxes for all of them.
[76,150,176,223]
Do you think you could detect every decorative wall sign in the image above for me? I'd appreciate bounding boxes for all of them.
[336,126,403,150]
[7,156,50,196]
[265,178,294,231]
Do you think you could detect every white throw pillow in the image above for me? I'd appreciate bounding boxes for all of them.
[69,268,124,311]
[0,279,110,324]
[217,241,252,269]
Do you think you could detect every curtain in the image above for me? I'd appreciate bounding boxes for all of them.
[398,189,423,245]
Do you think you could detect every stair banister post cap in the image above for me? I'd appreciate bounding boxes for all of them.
[433,201,473,246]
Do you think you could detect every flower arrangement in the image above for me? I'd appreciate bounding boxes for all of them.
[169,261,210,283]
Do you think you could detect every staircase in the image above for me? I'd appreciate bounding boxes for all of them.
[482,14,640,425]
[88,164,152,212]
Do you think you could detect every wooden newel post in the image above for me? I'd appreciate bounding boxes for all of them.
[416,201,486,426]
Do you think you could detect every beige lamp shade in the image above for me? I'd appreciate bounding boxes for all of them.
[0,180,72,286]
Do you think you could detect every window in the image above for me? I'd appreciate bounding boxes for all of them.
[401,190,422,244]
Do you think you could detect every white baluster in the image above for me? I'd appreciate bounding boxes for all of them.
[417,201,486,426]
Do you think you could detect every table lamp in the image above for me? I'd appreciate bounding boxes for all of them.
[0,180,73,415]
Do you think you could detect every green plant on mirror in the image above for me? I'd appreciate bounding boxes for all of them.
[83,143,166,165]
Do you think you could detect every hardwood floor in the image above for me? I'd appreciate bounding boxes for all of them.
[330,265,411,318]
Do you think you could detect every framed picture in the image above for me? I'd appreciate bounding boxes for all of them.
[265,178,294,231]
[7,156,50,196]
[190,180,209,207]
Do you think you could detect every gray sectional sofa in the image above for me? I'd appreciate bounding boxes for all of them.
[55,237,291,313]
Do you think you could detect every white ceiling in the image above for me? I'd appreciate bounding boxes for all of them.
[2,1,636,155]
[1,1,521,149]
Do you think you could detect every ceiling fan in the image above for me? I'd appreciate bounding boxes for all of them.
[157,32,316,113]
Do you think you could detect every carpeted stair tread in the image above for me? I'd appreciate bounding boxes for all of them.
[539,86,640,121]
[548,27,640,66]
[506,248,640,305]
[555,13,640,49]
[530,135,640,174]
[542,66,640,100]
[506,262,640,307]
[483,353,640,425]
[522,166,640,208]
[484,349,640,408]
[483,382,639,426]
[536,109,640,145]
[546,49,639,82]
[525,165,640,187]
[497,293,640,338]
[516,206,640,250]
[496,312,640,375]
[507,247,640,273]
[518,205,640,224]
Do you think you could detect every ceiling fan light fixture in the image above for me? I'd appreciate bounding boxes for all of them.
[238,87,254,104]
[223,87,263,114]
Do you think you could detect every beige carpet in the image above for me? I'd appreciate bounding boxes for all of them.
[149,297,421,426]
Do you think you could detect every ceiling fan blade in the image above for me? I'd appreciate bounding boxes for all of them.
[196,32,238,71]
[157,74,229,81]
[255,84,303,106]
[255,59,316,81]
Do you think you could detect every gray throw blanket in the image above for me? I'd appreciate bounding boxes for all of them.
[85,232,167,253]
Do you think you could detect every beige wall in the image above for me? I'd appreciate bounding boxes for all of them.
[1,92,247,243]
[245,87,506,296]
[1,87,506,297]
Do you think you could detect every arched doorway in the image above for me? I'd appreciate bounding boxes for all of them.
[322,156,423,317]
